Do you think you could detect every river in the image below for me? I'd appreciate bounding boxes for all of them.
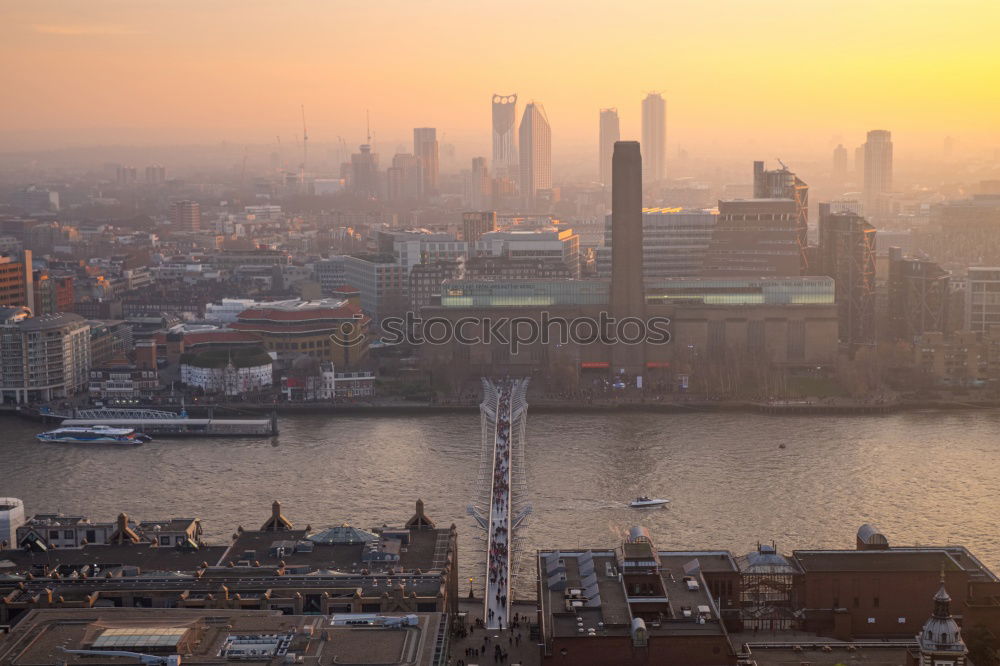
[2,410,999,596]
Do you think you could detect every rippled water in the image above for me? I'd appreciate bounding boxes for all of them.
[2,410,999,595]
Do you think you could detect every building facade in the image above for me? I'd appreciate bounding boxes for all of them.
[702,199,801,278]
[519,102,552,209]
[0,310,91,404]
[864,129,893,221]
[491,93,518,178]
[641,93,666,183]
[598,108,620,188]
[818,205,877,347]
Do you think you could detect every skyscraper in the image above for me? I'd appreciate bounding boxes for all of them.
[350,142,380,199]
[598,108,620,188]
[886,247,950,341]
[413,127,439,196]
[863,129,893,220]
[170,200,201,232]
[832,144,848,181]
[386,153,424,202]
[462,157,491,210]
[518,102,551,209]
[491,94,518,178]
[641,93,666,183]
[753,160,809,271]
[818,203,876,349]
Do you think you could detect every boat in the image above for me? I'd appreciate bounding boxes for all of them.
[629,496,669,508]
[37,425,152,444]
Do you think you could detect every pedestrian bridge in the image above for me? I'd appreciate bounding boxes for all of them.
[469,378,530,631]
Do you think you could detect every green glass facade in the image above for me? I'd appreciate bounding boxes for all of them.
[438,277,834,308]
[440,279,610,307]
[644,277,835,306]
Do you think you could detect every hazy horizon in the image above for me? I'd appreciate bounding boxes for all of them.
[3,0,999,160]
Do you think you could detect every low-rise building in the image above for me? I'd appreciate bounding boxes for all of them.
[0,608,450,666]
[229,298,369,368]
[180,347,273,396]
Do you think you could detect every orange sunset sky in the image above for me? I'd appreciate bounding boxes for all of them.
[2,0,998,157]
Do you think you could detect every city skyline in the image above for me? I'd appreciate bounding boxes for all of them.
[1,1,998,155]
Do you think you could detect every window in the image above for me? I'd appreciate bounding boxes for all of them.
[159,536,171,546]
[867,617,876,624]
[49,530,59,540]
[64,530,74,540]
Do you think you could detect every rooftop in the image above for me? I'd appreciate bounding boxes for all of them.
[0,608,447,666]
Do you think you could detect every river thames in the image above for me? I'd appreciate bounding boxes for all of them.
[2,410,999,595]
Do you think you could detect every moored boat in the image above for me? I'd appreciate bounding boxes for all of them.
[37,425,152,445]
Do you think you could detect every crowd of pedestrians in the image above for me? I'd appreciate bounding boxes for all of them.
[486,384,513,631]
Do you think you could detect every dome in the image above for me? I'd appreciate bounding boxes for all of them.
[736,544,798,574]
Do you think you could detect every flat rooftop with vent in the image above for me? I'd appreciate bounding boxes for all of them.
[537,526,737,665]
[0,608,450,666]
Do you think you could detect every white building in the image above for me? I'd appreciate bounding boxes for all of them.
[476,228,580,277]
[181,348,274,396]
[0,498,24,549]
[0,310,91,404]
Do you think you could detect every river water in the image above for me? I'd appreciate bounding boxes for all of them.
[2,410,999,595]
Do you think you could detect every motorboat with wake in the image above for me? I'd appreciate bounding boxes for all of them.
[629,496,670,508]
[37,425,152,445]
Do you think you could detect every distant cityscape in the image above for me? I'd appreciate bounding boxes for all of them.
[0,94,997,410]
[3,2,1000,661]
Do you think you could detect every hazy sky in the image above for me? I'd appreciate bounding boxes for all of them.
[2,0,999,157]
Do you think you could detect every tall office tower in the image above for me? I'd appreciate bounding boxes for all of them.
[413,128,439,196]
[350,142,380,199]
[886,246,950,341]
[170,200,201,232]
[863,129,893,221]
[463,158,491,210]
[818,203,876,348]
[462,211,497,245]
[702,199,801,277]
[145,165,166,184]
[753,160,809,271]
[832,144,848,181]
[518,102,552,210]
[492,94,518,178]
[641,93,666,183]
[610,141,645,375]
[115,166,137,185]
[598,108,620,188]
[386,153,424,202]
[854,145,865,179]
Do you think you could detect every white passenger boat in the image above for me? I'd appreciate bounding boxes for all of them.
[629,496,670,508]
[37,425,152,445]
